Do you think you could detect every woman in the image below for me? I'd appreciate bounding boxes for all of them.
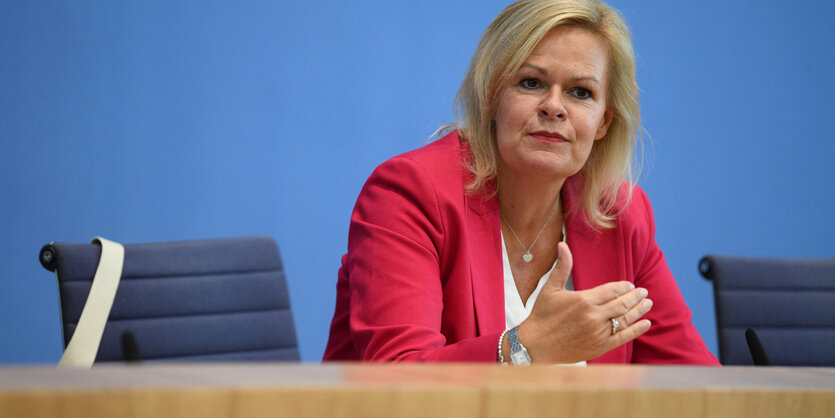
[323,0,718,365]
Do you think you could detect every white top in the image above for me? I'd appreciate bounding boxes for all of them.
[501,226,587,367]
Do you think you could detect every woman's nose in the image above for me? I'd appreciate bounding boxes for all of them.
[538,89,567,120]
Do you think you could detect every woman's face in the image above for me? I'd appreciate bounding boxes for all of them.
[494,26,612,183]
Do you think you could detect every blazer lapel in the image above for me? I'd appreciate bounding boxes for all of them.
[465,188,504,335]
[562,177,631,363]
[562,176,623,292]
[566,216,613,291]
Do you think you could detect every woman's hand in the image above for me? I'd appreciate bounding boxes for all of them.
[517,242,653,364]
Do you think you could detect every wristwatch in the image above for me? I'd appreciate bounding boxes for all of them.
[508,327,531,365]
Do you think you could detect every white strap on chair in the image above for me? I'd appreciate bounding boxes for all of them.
[58,237,125,368]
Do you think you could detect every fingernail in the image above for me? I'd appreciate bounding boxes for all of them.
[639,288,648,297]
[643,299,653,311]
[627,282,635,290]
[641,320,651,331]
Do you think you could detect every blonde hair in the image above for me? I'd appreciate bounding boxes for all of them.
[453,0,641,229]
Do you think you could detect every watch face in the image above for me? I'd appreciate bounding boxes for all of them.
[511,349,531,365]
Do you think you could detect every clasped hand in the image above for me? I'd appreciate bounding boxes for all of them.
[517,242,653,364]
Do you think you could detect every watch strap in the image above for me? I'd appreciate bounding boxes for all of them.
[508,326,531,365]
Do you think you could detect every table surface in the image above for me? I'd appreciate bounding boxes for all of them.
[1,363,834,418]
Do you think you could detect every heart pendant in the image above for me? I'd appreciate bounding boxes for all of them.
[522,252,533,263]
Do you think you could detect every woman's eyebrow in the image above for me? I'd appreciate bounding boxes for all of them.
[518,63,547,74]
[519,63,601,86]
[568,75,602,86]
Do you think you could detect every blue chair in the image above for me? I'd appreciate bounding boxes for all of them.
[40,236,300,362]
[699,255,835,366]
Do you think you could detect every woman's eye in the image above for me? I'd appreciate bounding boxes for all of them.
[520,78,541,89]
[571,87,592,99]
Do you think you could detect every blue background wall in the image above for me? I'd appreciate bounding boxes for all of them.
[2,0,833,363]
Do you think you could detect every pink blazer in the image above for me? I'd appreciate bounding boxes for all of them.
[323,132,718,365]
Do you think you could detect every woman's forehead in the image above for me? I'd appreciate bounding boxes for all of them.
[520,27,608,78]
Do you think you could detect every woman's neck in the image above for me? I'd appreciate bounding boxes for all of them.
[497,167,566,234]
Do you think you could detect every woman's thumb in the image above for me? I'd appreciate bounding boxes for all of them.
[545,242,573,290]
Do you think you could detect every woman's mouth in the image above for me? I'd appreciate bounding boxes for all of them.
[528,131,568,143]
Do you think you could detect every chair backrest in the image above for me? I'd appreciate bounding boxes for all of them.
[40,236,300,362]
[699,254,835,366]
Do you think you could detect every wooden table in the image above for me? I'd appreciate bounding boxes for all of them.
[1,363,833,417]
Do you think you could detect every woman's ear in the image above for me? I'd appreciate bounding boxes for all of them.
[594,109,613,141]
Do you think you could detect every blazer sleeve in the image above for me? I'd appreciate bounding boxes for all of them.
[628,188,720,365]
[344,156,500,361]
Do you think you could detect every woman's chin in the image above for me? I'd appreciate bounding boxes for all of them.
[512,155,582,180]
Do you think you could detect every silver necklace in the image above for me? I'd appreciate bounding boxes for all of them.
[501,196,561,263]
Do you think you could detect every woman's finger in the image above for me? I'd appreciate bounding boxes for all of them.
[583,281,635,305]
[614,298,652,332]
[600,287,648,319]
[609,319,652,348]
[542,242,573,291]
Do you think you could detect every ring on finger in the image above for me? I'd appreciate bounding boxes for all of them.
[611,318,620,335]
